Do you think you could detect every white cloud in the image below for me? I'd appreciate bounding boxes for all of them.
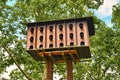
[94,0,119,27]
[97,0,118,18]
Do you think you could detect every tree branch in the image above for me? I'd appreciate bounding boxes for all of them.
[3,45,34,80]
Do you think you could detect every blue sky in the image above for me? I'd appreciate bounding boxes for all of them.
[6,0,16,6]
[94,0,120,27]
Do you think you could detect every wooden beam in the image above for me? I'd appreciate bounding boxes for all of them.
[69,53,75,60]
[41,54,47,62]
[66,60,73,80]
[62,52,66,61]
[38,50,77,56]
[48,53,57,65]
[46,61,53,80]
[68,47,71,53]
[41,48,45,52]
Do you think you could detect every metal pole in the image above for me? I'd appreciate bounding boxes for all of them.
[46,61,53,80]
[67,60,73,80]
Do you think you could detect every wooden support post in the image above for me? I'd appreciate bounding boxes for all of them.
[69,53,75,60]
[67,60,73,80]
[62,52,66,61]
[49,53,58,65]
[46,61,53,80]
[41,54,47,62]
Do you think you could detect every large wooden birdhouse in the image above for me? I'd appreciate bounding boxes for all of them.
[26,17,95,63]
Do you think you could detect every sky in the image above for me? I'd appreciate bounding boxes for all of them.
[1,0,120,79]
[94,0,120,26]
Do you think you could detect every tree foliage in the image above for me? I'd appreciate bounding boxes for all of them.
[0,0,120,80]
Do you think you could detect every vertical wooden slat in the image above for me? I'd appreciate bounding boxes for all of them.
[67,60,73,80]
[56,22,66,47]
[66,22,76,46]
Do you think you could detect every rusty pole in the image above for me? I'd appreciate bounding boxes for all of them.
[67,60,73,80]
[46,61,53,80]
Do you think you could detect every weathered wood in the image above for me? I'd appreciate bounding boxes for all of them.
[48,53,58,65]
[67,60,73,80]
[27,46,91,61]
[41,54,47,62]
[38,50,77,56]
[62,52,66,61]
[46,61,53,80]
[69,53,75,60]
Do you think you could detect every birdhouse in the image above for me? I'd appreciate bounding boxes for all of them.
[26,17,95,63]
